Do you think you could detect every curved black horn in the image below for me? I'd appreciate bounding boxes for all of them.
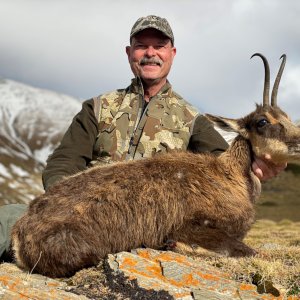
[251,53,270,107]
[271,54,286,107]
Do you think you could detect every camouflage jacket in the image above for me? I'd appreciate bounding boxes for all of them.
[91,78,200,164]
[42,79,228,190]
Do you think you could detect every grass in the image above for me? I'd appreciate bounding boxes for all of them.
[188,219,300,297]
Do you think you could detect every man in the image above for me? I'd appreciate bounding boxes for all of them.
[42,15,282,189]
[42,15,229,190]
[0,15,285,260]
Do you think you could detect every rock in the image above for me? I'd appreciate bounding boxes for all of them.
[0,263,88,299]
[0,249,296,299]
[104,248,283,300]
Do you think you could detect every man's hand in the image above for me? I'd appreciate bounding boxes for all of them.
[252,154,287,181]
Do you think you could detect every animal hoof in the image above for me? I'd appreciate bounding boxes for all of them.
[235,247,257,257]
[242,247,257,257]
[230,242,257,257]
[161,239,177,251]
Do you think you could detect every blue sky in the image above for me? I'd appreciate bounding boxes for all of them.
[1,0,299,120]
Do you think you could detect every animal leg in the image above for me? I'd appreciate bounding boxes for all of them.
[170,223,257,257]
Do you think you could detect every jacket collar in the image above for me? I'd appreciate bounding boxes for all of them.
[129,77,173,98]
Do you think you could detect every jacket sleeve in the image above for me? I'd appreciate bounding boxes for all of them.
[188,114,229,155]
[42,99,99,190]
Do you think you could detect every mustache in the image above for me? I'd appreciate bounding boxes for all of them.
[139,57,163,66]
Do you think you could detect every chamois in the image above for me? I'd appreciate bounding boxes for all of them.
[12,54,300,278]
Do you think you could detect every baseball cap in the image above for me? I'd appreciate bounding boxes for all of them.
[130,15,174,45]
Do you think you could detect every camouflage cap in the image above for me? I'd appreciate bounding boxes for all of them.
[130,15,174,45]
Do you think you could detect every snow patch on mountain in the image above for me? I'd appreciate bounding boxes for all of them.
[0,78,81,162]
[0,79,82,204]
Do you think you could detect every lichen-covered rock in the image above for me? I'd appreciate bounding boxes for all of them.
[105,248,287,300]
[0,249,298,299]
[0,263,88,300]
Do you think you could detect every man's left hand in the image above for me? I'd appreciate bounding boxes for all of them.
[252,154,287,181]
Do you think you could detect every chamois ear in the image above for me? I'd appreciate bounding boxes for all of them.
[206,114,250,139]
[205,114,241,133]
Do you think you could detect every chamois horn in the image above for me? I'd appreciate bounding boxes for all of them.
[251,53,270,107]
[271,54,286,107]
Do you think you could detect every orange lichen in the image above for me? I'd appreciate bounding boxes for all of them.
[239,283,257,291]
[155,252,192,266]
[196,271,221,281]
[119,257,138,268]
[145,265,162,277]
[46,282,61,287]
[0,275,11,286]
[181,274,201,286]
[0,276,23,294]
[174,292,192,298]
[261,294,283,300]
[136,249,151,259]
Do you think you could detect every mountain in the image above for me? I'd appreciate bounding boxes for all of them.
[0,79,81,205]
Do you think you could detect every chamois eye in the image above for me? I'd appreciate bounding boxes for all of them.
[257,118,269,128]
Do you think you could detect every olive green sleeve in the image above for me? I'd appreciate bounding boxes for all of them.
[42,99,99,190]
[188,114,229,154]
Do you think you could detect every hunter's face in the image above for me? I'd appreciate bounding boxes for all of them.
[126,28,176,85]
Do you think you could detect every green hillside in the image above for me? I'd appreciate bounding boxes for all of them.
[256,164,300,221]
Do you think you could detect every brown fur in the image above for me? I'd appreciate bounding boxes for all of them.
[11,139,257,278]
[11,103,300,278]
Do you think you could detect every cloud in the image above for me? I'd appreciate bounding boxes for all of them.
[0,0,299,120]
[280,64,300,115]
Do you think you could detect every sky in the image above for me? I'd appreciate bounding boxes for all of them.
[0,0,300,121]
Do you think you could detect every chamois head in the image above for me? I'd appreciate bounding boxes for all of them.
[207,53,300,163]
